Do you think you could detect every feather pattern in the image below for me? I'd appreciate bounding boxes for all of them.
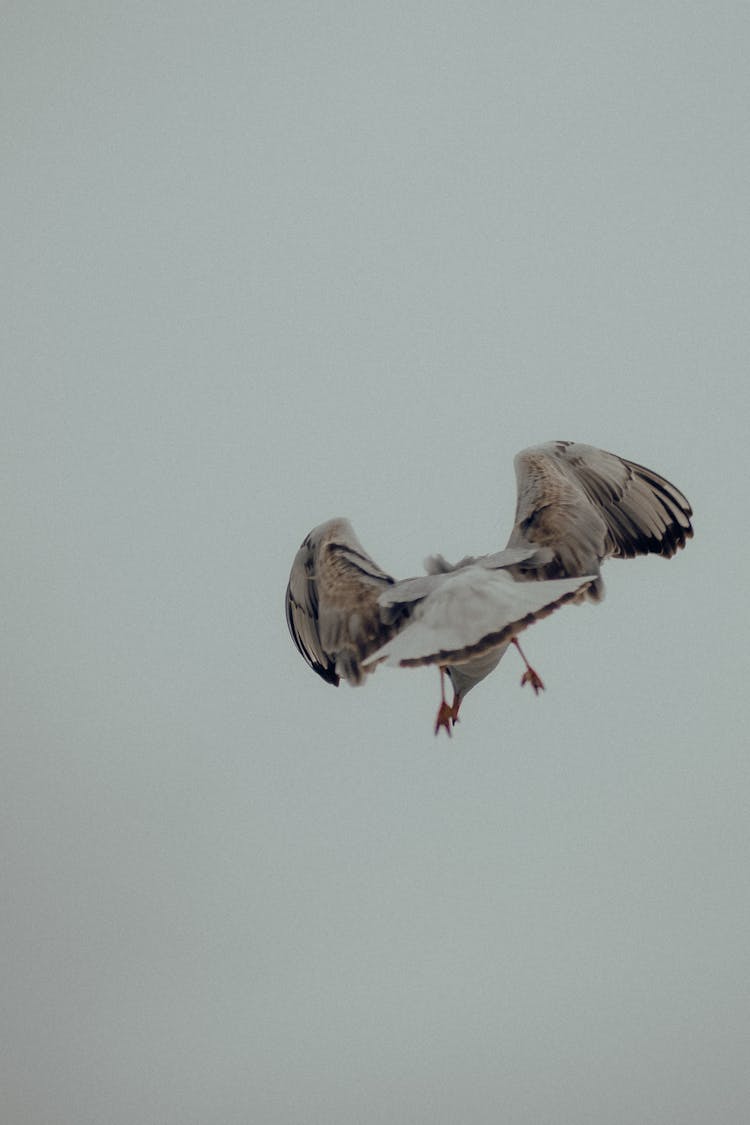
[285,518,403,686]
[506,441,693,600]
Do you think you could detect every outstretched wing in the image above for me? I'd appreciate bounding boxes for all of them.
[507,441,693,598]
[285,518,404,686]
[365,566,594,669]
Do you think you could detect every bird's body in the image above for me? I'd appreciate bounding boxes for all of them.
[284,442,693,734]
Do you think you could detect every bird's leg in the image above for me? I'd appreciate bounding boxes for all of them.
[434,667,455,737]
[512,637,545,695]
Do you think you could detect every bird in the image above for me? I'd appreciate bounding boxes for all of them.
[285,441,693,735]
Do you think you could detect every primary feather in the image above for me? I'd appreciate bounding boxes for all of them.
[506,441,693,600]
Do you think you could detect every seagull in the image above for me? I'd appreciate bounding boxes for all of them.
[285,442,693,734]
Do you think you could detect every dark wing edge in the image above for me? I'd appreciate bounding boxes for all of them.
[285,533,340,686]
[507,442,693,594]
[553,441,694,561]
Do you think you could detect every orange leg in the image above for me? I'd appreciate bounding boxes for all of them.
[512,637,545,695]
[434,667,460,736]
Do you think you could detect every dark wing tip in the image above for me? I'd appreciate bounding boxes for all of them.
[614,458,694,561]
[284,579,340,687]
[312,661,340,686]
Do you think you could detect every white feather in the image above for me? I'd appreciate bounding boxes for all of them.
[365,568,594,668]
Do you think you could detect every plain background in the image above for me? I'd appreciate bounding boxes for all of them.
[3,4,749,1123]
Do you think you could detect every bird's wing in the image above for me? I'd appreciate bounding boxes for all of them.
[285,518,402,686]
[364,566,594,669]
[507,441,693,596]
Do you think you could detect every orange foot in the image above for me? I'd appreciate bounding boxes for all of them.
[513,637,545,696]
[520,666,545,695]
[434,670,461,736]
[434,700,455,737]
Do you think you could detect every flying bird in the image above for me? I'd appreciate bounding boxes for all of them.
[285,442,693,734]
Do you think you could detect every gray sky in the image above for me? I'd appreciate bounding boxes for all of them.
[3,4,749,1123]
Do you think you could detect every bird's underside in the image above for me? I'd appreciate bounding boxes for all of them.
[285,441,693,735]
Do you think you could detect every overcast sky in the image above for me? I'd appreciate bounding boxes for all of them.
[3,4,750,1123]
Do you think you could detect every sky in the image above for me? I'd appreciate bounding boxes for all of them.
[2,3,749,1122]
